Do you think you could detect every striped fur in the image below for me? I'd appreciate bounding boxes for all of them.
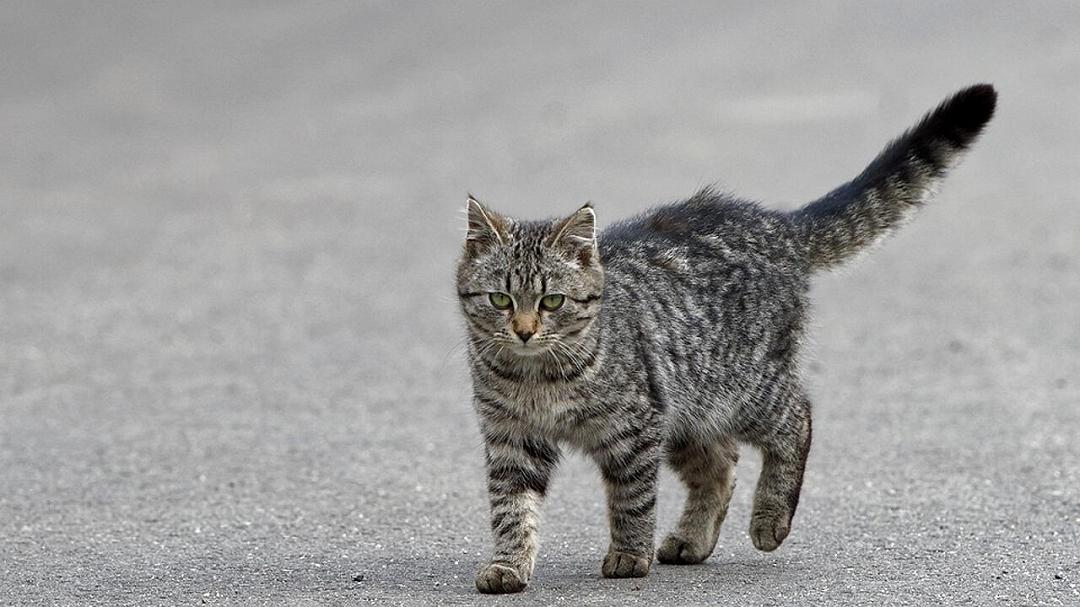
[459,85,996,593]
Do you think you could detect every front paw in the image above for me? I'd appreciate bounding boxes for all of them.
[475,562,527,594]
[601,550,652,578]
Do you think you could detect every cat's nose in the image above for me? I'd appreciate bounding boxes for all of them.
[515,330,535,343]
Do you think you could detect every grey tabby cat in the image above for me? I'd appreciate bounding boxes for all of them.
[456,84,996,593]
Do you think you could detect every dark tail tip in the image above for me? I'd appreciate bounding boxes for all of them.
[923,83,998,148]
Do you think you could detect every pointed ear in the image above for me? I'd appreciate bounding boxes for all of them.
[464,194,509,257]
[546,203,597,265]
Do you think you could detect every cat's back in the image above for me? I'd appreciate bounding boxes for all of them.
[599,189,808,281]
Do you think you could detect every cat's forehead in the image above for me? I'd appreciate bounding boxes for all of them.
[507,220,552,249]
[468,240,582,290]
[502,243,576,281]
[497,221,553,265]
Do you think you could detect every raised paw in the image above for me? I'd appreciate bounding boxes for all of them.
[657,534,712,564]
[749,512,791,552]
[475,562,527,594]
[601,550,652,578]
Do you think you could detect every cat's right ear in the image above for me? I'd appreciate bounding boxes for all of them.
[464,194,509,258]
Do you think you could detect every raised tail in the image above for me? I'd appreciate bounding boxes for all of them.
[792,84,997,270]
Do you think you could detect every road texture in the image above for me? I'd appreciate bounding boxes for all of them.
[1,3,1078,605]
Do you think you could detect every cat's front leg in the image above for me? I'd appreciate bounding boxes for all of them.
[593,426,661,578]
[475,418,561,594]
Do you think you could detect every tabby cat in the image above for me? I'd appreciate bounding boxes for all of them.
[456,84,996,593]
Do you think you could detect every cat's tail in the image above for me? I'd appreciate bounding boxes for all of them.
[791,84,996,270]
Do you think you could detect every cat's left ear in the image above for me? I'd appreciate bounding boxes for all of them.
[547,203,597,266]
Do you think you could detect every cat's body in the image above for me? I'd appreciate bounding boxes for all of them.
[457,85,996,593]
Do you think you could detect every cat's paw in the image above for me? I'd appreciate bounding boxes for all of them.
[749,512,791,552]
[475,562,527,594]
[657,533,712,564]
[601,550,652,578]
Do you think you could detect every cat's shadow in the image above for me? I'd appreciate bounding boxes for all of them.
[355,554,800,598]
[538,558,796,589]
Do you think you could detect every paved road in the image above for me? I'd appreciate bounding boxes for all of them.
[2,3,1078,605]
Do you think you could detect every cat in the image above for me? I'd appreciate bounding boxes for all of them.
[456,84,996,593]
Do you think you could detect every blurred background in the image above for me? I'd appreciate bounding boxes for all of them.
[1,2,1077,605]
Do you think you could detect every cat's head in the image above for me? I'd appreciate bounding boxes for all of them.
[456,195,604,358]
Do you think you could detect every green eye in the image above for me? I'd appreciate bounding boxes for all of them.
[539,294,565,311]
[488,292,513,310]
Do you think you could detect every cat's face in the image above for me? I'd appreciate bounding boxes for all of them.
[457,196,604,359]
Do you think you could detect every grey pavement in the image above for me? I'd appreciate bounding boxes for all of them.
[1,3,1078,605]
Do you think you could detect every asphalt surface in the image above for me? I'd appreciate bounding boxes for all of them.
[2,3,1078,606]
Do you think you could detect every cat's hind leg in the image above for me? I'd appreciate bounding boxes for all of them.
[657,435,739,564]
[745,391,812,552]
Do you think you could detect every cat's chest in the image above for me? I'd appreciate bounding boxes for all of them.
[483,375,604,440]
